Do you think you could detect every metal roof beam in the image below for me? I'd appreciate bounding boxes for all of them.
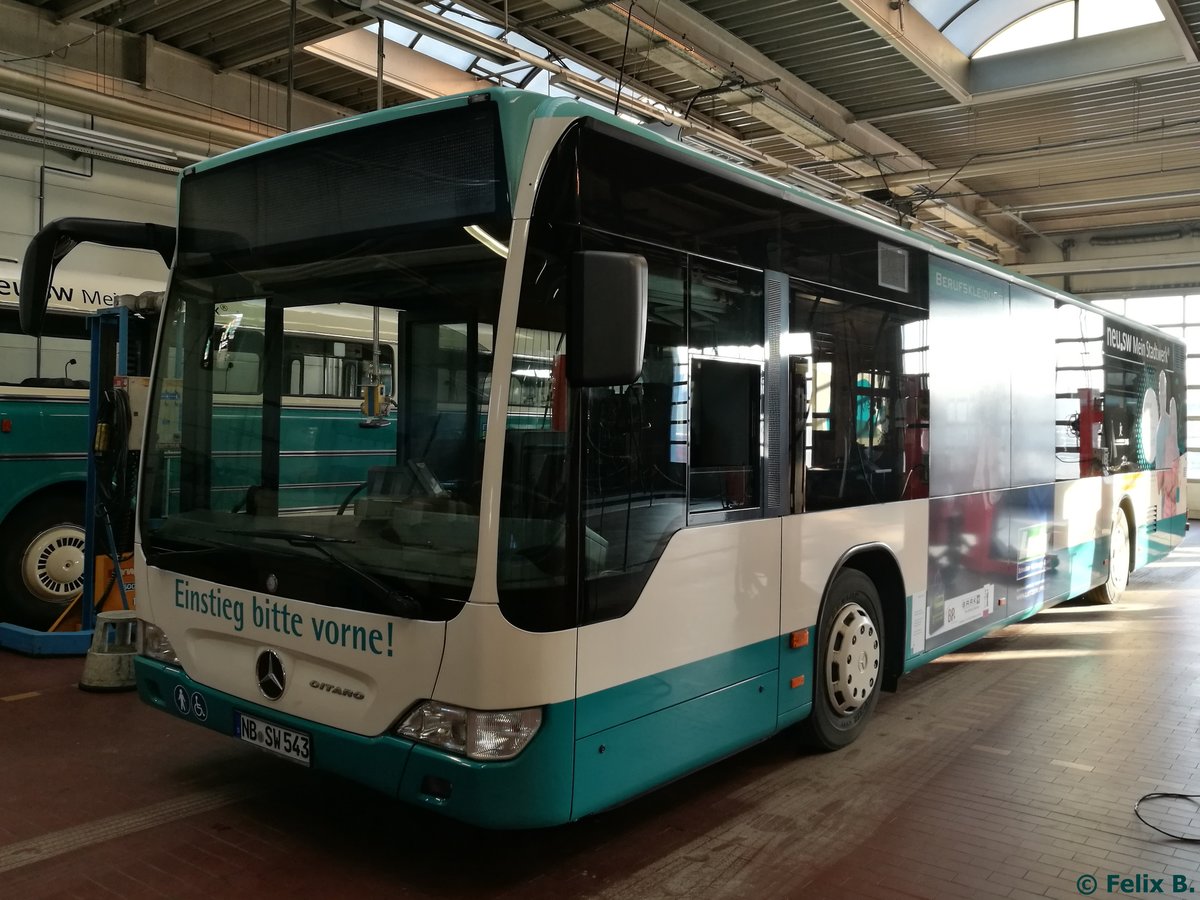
[219,0,361,70]
[56,0,119,22]
[1157,0,1200,61]
[0,0,351,148]
[1016,208,1200,235]
[982,171,1200,215]
[835,0,971,102]
[840,131,1200,191]
[1012,250,1200,276]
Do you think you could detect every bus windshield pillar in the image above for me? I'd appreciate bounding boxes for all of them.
[259,303,284,517]
[180,303,213,510]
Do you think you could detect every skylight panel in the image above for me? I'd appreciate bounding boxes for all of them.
[972,0,1167,58]
[974,2,1075,58]
[440,3,504,38]
[368,20,419,46]
[412,34,476,69]
[561,57,604,81]
[506,32,550,59]
[1077,0,1164,38]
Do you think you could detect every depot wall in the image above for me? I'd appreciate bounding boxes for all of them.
[0,97,175,295]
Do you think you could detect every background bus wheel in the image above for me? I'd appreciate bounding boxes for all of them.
[1087,511,1130,605]
[0,495,85,630]
[803,569,884,751]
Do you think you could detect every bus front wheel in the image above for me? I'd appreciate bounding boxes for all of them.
[1087,511,1131,605]
[0,495,86,630]
[804,569,884,751]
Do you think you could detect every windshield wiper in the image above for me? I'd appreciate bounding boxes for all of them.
[144,536,242,562]
[240,528,354,544]
[220,529,423,619]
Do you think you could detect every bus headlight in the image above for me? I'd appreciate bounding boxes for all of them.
[138,620,179,665]
[397,701,542,761]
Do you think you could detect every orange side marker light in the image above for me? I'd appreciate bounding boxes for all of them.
[790,629,809,649]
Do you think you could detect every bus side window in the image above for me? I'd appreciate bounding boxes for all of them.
[206,321,263,394]
[0,310,92,387]
[283,336,394,400]
[685,260,766,520]
[794,285,925,511]
[688,358,761,514]
[578,245,688,623]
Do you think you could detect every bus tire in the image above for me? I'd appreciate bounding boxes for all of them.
[803,568,884,751]
[1086,510,1131,605]
[0,494,86,630]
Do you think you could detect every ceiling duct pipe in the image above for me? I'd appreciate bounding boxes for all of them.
[0,65,270,154]
[0,126,183,173]
[1089,229,1185,246]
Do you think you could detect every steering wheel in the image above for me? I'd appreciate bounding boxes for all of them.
[337,481,368,515]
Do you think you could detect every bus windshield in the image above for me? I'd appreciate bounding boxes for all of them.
[139,98,511,618]
[140,233,507,616]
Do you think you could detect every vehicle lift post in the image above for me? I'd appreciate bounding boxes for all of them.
[0,307,129,655]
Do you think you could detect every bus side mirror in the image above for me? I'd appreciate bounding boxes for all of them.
[568,251,648,387]
[19,217,175,336]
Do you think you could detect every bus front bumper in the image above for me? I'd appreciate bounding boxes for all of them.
[135,658,574,828]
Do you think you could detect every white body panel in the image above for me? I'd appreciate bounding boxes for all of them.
[422,119,580,711]
[138,564,445,735]
[782,500,930,634]
[434,601,578,708]
[1056,477,1108,548]
[462,116,572,609]
[576,518,782,696]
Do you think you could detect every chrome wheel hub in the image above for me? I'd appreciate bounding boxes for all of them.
[21,525,86,602]
[1111,519,1130,596]
[824,601,880,716]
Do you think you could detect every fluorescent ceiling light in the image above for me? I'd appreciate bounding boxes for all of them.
[28,118,185,164]
[0,108,36,130]
[306,30,481,99]
[464,224,508,258]
[360,0,520,66]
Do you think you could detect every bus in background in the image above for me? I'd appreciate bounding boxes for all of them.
[160,302,551,520]
[0,281,159,629]
[19,88,1185,828]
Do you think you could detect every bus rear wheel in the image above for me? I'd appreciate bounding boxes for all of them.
[1087,511,1130,605]
[803,569,884,751]
[0,495,85,630]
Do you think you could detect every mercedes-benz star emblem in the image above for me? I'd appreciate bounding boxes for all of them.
[266,573,278,593]
[256,650,286,701]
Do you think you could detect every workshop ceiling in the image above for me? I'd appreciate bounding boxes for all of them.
[4,0,1200,266]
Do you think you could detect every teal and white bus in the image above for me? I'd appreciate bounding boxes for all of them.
[20,88,1185,827]
[0,281,159,629]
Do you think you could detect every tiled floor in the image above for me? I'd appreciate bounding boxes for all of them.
[4,530,1200,899]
